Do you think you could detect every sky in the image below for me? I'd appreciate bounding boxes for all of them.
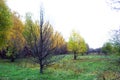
[6,0,120,48]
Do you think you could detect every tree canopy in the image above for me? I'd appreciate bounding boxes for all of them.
[68,30,87,60]
[110,28,120,55]
[6,12,25,62]
[0,0,12,49]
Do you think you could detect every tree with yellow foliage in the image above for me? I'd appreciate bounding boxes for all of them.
[54,32,67,54]
[68,30,87,60]
[0,0,12,49]
[7,12,25,62]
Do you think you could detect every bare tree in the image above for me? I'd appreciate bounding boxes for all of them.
[24,7,65,74]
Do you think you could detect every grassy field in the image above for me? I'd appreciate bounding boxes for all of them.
[0,55,120,80]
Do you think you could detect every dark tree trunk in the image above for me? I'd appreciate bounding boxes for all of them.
[81,53,84,56]
[40,64,43,74]
[39,58,43,74]
[11,56,15,62]
[39,7,44,74]
[74,51,77,60]
[103,75,106,80]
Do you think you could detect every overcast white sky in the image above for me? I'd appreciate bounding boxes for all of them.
[7,0,120,48]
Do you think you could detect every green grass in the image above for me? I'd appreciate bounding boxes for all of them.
[0,55,120,80]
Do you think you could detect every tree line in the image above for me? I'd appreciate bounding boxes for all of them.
[0,0,88,73]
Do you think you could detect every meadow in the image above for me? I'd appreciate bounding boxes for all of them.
[0,54,120,80]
